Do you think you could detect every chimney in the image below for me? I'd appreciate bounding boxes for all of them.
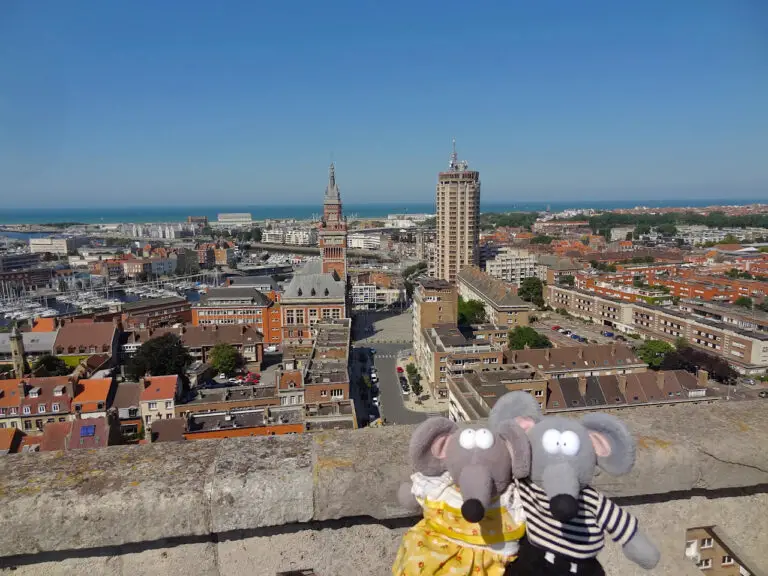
[212,325,218,331]
[610,344,616,356]
[697,369,709,387]
[617,374,628,396]
[578,376,587,398]
[655,371,665,390]
[577,348,583,359]
[17,379,26,397]
[241,325,247,335]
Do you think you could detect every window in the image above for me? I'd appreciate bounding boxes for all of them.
[148,401,157,410]
[166,414,173,419]
[24,421,32,431]
[0,408,4,416]
[320,390,328,397]
[296,310,304,324]
[322,308,332,319]
[23,406,31,415]
[9,407,17,415]
[285,310,295,324]
[534,390,544,397]
[700,538,713,549]
[697,558,712,569]
[59,417,66,422]
[97,402,104,410]
[35,419,43,430]
[165,401,173,410]
[332,308,341,319]
[721,556,733,566]
[331,389,343,399]
[145,415,151,424]
[52,403,60,413]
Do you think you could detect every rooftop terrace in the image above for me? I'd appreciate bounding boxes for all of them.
[1,401,767,575]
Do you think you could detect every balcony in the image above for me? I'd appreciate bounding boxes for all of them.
[0,401,767,575]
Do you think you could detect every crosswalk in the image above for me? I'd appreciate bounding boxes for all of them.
[374,354,398,359]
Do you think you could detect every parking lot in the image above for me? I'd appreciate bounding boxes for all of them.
[534,314,619,347]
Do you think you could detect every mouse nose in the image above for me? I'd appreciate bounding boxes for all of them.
[550,494,579,522]
[461,499,486,523]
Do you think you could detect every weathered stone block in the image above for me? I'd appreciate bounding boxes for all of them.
[210,435,314,532]
[311,426,415,521]
[0,441,218,556]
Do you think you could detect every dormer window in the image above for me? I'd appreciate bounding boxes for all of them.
[29,388,40,399]
[53,386,64,397]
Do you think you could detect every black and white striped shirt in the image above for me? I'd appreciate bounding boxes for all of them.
[517,479,638,560]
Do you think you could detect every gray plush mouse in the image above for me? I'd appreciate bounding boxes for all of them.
[392,416,532,576]
[489,391,660,576]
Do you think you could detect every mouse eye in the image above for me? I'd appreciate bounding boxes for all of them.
[459,429,476,450]
[560,431,581,456]
[541,429,562,455]
[475,428,494,450]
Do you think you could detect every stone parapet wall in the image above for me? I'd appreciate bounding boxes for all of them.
[1,401,767,574]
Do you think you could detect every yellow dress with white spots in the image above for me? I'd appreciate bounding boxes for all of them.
[393,473,526,576]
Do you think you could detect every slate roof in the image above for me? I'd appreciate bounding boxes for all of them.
[456,266,530,309]
[0,331,57,355]
[128,325,264,348]
[283,272,345,300]
[505,344,644,372]
[200,287,272,306]
[150,418,186,443]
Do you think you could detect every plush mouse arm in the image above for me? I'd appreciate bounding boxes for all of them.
[623,529,660,570]
[397,481,420,512]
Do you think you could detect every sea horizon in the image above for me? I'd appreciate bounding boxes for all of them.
[0,198,765,225]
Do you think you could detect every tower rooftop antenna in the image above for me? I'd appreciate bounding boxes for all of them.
[449,137,458,170]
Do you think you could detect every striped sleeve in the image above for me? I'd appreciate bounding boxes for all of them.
[592,490,638,545]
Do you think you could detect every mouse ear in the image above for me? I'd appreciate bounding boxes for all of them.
[495,421,531,479]
[581,413,636,476]
[489,391,542,433]
[409,417,457,476]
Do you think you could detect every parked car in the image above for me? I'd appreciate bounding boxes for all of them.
[264,345,278,353]
[570,334,580,340]
[369,348,376,355]
[563,330,572,335]
[401,385,410,396]
[759,390,768,399]
[228,377,238,384]
[218,373,227,380]
[551,325,561,331]
[396,366,404,373]
[399,376,408,387]
[373,397,380,406]
[371,374,379,384]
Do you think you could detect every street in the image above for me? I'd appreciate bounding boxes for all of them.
[352,310,431,425]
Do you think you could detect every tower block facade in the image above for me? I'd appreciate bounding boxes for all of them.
[319,163,348,279]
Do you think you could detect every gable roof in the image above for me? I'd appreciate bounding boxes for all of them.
[505,344,643,372]
[139,375,179,402]
[73,378,113,412]
[150,418,186,443]
[128,324,264,349]
[53,322,116,355]
[112,382,141,410]
[456,266,530,310]
[0,428,22,454]
[200,287,272,306]
[40,417,110,451]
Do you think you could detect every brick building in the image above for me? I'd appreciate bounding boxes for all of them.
[120,296,192,329]
[192,287,281,345]
[456,266,533,328]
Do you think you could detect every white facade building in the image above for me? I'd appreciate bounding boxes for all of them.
[347,233,382,250]
[215,213,253,227]
[484,247,537,287]
[351,284,377,308]
[29,237,76,255]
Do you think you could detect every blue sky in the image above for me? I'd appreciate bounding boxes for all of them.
[0,0,766,207]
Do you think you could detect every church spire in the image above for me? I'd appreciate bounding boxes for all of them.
[325,162,340,202]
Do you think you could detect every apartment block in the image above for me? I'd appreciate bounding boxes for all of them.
[417,326,504,399]
[484,247,538,286]
[456,266,533,328]
[434,141,480,283]
[546,285,768,374]
[685,526,762,575]
[121,296,192,329]
[412,278,458,364]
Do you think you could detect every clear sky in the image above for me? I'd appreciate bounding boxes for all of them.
[1,0,766,207]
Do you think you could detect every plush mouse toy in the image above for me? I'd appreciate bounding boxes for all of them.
[393,416,531,576]
[489,391,660,576]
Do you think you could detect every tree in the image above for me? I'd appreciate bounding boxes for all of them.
[625,232,633,241]
[733,296,753,309]
[458,297,487,325]
[518,277,544,308]
[362,375,371,389]
[634,224,651,236]
[530,235,553,245]
[127,333,192,380]
[757,300,768,313]
[208,343,242,376]
[201,226,213,236]
[636,339,674,370]
[655,223,677,236]
[508,326,552,350]
[558,275,575,287]
[410,373,423,398]
[32,354,71,377]
[406,363,418,377]
[674,337,690,350]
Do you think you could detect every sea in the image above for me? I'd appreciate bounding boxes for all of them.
[0,199,763,225]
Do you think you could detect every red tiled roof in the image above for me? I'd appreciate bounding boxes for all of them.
[0,428,21,454]
[73,378,113,413]
[40,418,110,452]
[140,375,179,402]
